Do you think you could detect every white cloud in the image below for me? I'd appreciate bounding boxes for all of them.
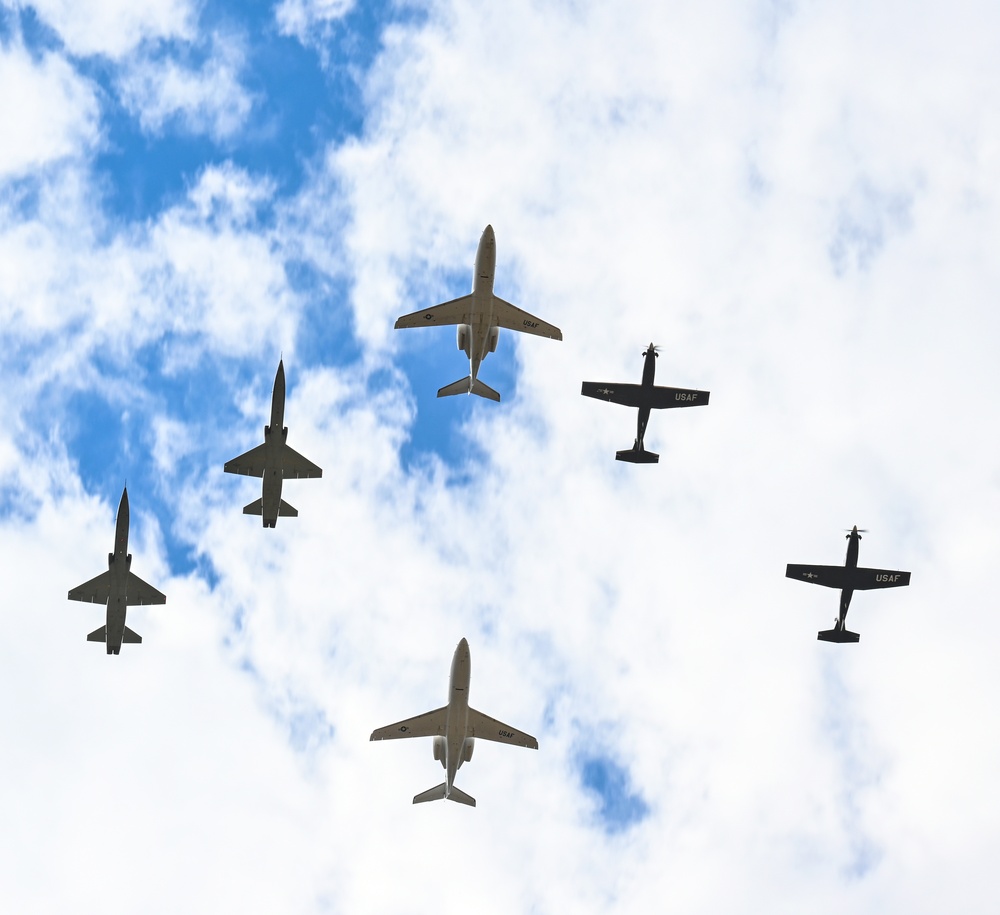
[275,0,355,46]
[4,0,1000,912]
[13,0,196,59]
[0,41,99,178]
[116,33,255,141]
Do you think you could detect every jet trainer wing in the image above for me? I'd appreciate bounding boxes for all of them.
[467,707,538,749]
[370,706,448,741]
[126,571,166,606]
[853,568,911,590]
[492,296,562,340]
[785,564,848,589]
[224,443,267,478]
[646,386,710,409]
[68,571,112,604]
[394,295,473,329]
[279,444,322,479]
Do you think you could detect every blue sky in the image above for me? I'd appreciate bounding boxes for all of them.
[3,1,1000,912]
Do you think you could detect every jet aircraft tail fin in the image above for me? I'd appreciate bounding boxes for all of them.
[122,626,142,644]
[412,782,476,807]
[86,625,107,642]
[278,500,298,517]
[616,445,659,464]
[243,498,263,515]
[437,376,501,402]
[818,628,860,643]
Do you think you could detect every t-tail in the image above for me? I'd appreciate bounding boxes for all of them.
[412,782,476,807]
[437,376,500,402]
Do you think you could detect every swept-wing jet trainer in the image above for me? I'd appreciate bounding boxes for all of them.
[371,638,538,807]
[68,487,166,655]
[786,526,911,642]
[581,343,710,462]
[393,225,562,402]
[224,359,322,527]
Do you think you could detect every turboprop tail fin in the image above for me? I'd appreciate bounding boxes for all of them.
[818,627,860,643]
[437,376,500,402]
[615,444,659,463]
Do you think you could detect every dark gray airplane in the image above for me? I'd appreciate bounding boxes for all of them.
[371,638,538,807]
[786,526,911,642]
[224,359,322,527]
[393,225,562,402]
[581,343,710,462]
[68,486,166,655]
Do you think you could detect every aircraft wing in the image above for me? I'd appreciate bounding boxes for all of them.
[395,295,473,329]
[646,386,710,409]
[492,296,562,340]
[581,381,643,407]
[224,443,267,478]
[279,444,322,479]
[370,706,448,741]
[785,564,847,589]
[853,568,911,590]
[68,571,112,604]
[467,706,538,749]
[126,571,166,606]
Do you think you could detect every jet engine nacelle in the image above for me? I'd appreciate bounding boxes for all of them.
[461,737,474,765]
[433,735,446,768]
[456,324,472,357]
[487,326,499,354]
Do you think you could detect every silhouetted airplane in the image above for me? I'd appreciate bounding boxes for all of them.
[224,359,322,527]
[786,526,911,642]
[68,487,166,654]
[581,343,709,462]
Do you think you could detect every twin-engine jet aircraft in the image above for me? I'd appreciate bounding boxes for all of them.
[393,225,562,402]
[786,526,911,642]
[582,343,710,462]
[67,487,166,655]
[371,638,538,807]
[224,359,322,528]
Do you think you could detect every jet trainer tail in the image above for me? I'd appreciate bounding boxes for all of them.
[437,376,501,402]
[412,782,476,807]
[818,627,860,643]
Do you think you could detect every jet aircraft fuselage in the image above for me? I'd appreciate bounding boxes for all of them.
[223,359,322,527]
[67,486,166,654]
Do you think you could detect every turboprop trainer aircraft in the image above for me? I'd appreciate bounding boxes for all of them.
[581,343,710,462]
[224,359,322,527]
[393,225,562,402]
[786,526,911,643]
[370,638,538,807]
[67,487,166,655]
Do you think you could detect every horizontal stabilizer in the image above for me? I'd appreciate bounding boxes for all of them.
[122,626,142,644]
[413,783,447,804]
[278,500,298,517]
[445,785,476,807]
[437,376,501,402]
[86,625,107,642]
[616,447,659,464]
[243,498,263,515]
[818,628,860,643]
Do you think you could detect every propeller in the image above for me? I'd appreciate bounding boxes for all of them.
[844,527,869,539]
[642,343,661,358]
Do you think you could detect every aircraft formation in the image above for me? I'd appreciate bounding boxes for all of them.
[66,225,911,804]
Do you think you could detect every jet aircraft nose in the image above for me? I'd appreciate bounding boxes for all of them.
[458,637,469,652]
[483,224,495,244]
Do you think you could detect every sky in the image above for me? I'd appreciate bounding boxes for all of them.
[2,0,1000,911]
